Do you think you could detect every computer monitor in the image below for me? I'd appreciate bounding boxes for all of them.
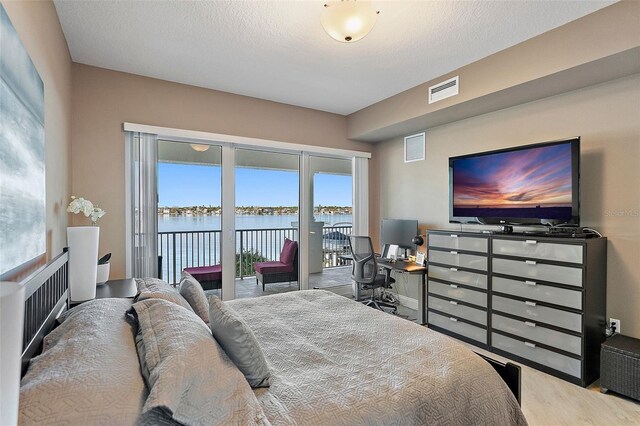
[380,219,418,254]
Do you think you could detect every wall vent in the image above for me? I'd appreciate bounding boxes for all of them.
[428,76,459,104]
[404,132,425,163]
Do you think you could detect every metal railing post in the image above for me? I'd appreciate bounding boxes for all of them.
[239,231,244,279]
[172,233,177,284]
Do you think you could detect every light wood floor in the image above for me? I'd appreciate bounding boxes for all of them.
[454,338,640,425]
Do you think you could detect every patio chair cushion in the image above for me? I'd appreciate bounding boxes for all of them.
[279,239,298,266]
[253,261,294,275]
[183,264,222,282]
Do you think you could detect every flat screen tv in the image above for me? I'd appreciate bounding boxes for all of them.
[449,137,580,226]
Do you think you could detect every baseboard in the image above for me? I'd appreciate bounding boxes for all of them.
[398,294,418,311]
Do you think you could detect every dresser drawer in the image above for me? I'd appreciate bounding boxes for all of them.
[492,333,581,378]
[493,239,583,264]
[429,311,487,345]
[492,314,582,355]
[492,276,582,310]
[428,250,488,271]
[429,281,487,308]
[428,296,487,326]
[428,265,488,290]
[428,234,488,253]
[493,258,583,287]
[492,295,582,333]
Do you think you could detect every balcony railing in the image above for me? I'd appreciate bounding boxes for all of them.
[158,225,352,285]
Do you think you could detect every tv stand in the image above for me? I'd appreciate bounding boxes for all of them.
[426,230,607,387]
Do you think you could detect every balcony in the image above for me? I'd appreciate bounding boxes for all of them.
[158,225,353,298]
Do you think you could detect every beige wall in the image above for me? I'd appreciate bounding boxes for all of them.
[370,74,640,338]
[71,64,371,279]
[348,1,640,141]
[2,0,72,263]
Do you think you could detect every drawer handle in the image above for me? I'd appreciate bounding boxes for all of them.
[449,300,458,305]
[450,234,458,238]
[525,280,537,286]
[524,341,536,348]
[449,317,458,322]
[450,284,458,289]
[525,260,537,265]
[450,267,458,272]
[525,300,537,307]
[450,251,458,255]
[525,321,537,328]
[525,240,537,245]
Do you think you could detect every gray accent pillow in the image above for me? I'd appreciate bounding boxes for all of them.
[130,298,268,426]
[135,277,194,313]
[209,296,271,388]
[20,299,147,425]
[179,272,209,323]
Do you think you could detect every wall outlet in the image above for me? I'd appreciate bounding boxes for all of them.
[610,318,621,334]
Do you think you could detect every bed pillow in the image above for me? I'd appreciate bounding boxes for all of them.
[179,271,210,323]
[130,298,268,426]
[19,299,147,425]
[135,277,194,313]
[209,296,271,388]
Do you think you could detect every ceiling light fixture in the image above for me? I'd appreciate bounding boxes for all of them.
[321,1,379,43]
[190,144,210,152]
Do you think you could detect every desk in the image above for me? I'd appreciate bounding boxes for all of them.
[377,260,427,325]
[339,255,428,324]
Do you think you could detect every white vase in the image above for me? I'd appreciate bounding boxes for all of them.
[0,282,24,426]
[67,226,99,302]
[96,263,110,286]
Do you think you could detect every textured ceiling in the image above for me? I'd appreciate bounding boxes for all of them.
[54,1,615,115]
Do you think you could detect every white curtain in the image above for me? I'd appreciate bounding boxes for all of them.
[352,157,369,236]
[126,131,158,278]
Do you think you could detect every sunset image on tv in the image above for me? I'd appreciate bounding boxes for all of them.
[452,143,573,219]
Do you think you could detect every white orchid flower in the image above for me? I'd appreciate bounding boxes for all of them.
[67,196,107,225]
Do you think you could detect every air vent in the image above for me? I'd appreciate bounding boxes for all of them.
[404,132,425,163]
[428,76,459,104]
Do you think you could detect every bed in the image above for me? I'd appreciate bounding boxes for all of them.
[18,253,527,425]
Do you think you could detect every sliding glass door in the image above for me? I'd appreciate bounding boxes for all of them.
[305,155,353,291]
[156,140,223,295]
[234,149,300,298]
[126,128,368,301]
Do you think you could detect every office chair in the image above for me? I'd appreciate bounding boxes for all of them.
[348,235,397,313]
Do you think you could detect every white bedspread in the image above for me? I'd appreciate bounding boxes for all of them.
[228,290,527,426]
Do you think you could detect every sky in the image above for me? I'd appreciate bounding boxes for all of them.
[158,163,352,207]
[452,143,573,208]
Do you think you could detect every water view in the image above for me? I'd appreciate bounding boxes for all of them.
[158,213,353,232]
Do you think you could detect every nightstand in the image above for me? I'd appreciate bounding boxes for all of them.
[96,278,137,299]
[69,278,137,307]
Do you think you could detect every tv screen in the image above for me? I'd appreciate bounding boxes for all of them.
[449,138,580,226]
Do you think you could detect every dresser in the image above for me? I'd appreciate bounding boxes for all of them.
[426,230,607,387]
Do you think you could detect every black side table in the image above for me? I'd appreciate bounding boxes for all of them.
[96,278,137,299]
[600,334,640,401]
[70,278,137,307]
